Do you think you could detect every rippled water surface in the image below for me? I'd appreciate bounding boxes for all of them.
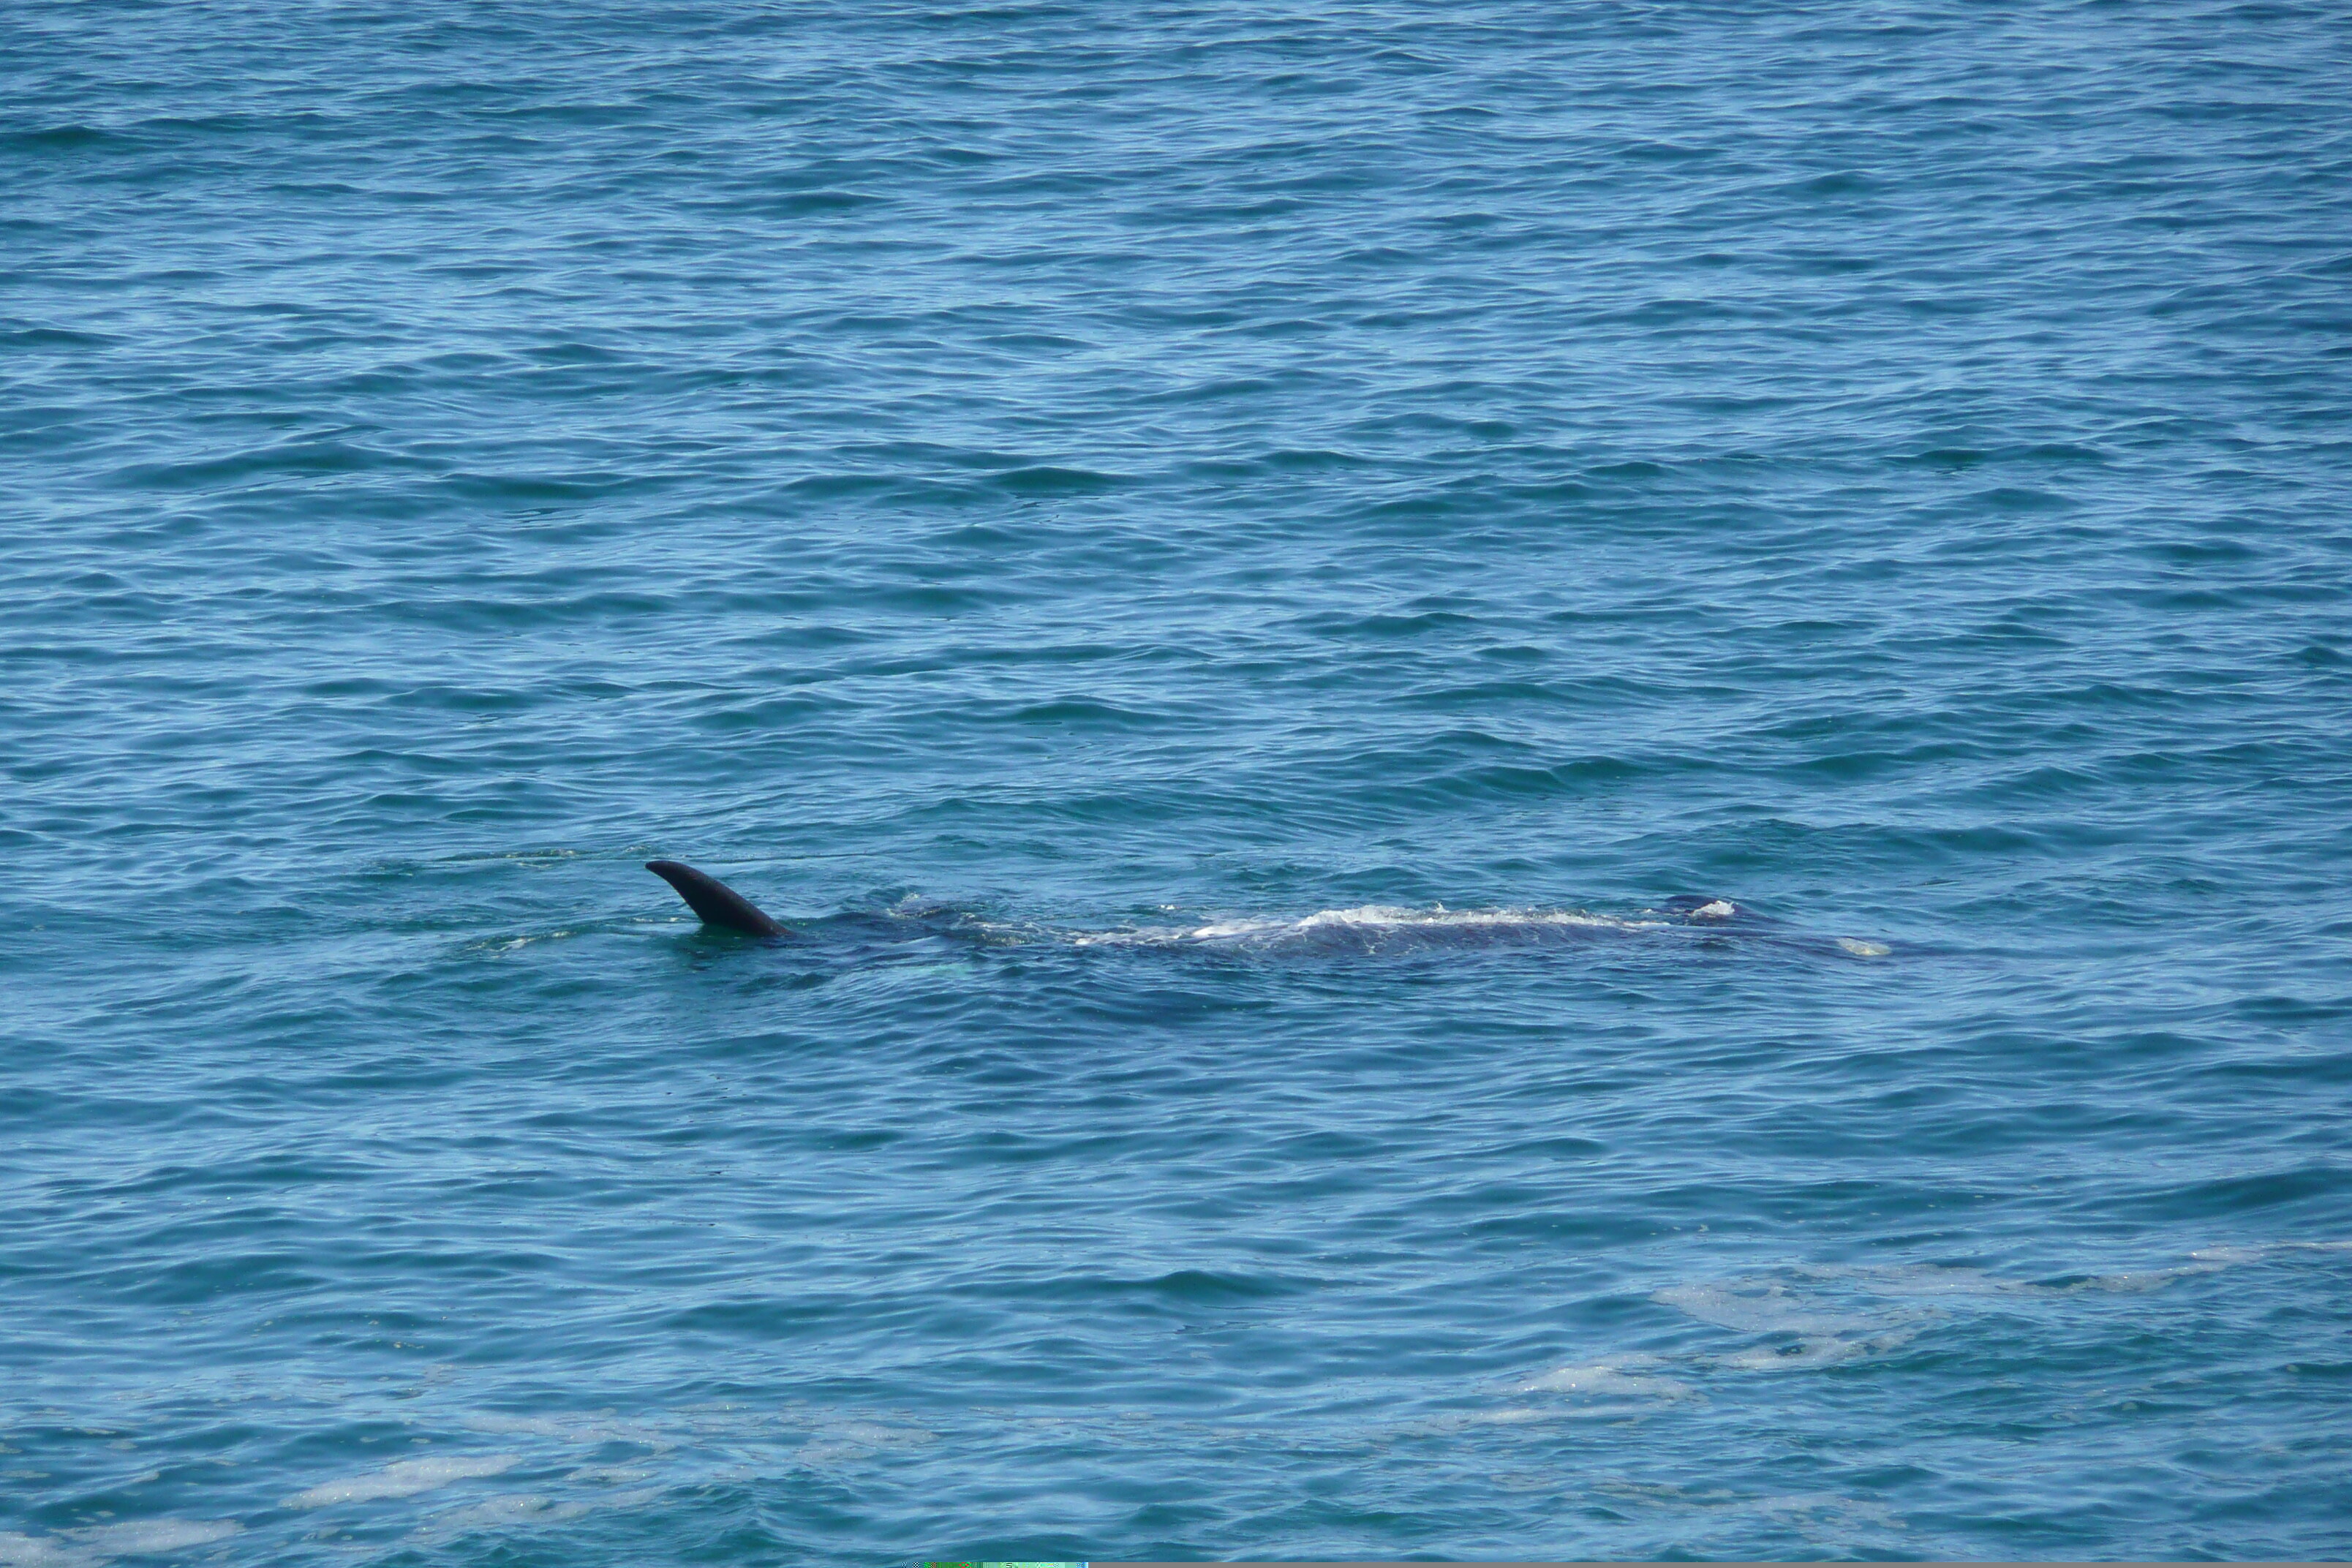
[6,1,2351,1561]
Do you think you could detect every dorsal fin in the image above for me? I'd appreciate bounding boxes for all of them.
[646,860,789,937]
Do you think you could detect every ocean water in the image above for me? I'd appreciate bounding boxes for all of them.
[4,0,2350,1561]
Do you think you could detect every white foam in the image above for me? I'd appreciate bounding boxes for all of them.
[1656,1278,1918,1374]
[1502,1245,2352,1428]
[0,1523,244,1568]
[2186,1245,2269,1265]
[793,1422,935,1464]
[431,1495,593,1530]
[286,1453,519,1507]
[1080,904,1637,946]
[1715,1327,1916,1371]
[1796,1262,2034,1299]
[2193,1240,2352,1262]
[461,1413,672,1450]
[480,930,578,954]
[1520,1354,1695,1401]
[1754,1247,2352,1313]
[1654,1281,1879,1338]
[1808,1252,2348,1299]
[1750,1490,1907,1529]
[1836,938,1891,957]
[1691,900,1737,919]
[0,1534,83,1568]
[74,1520,241,1556]
[2077,1259,2241,1292]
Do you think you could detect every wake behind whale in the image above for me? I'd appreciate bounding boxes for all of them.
[644,861,1894,961]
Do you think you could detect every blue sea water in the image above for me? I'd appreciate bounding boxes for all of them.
[4,0,2351,1561]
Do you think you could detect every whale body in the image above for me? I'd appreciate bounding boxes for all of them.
[641,860,1893,960]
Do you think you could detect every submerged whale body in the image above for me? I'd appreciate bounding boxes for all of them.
[640,860,1894,960]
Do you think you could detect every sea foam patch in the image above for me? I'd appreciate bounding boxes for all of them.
[0,1520,241,1568]
[794,1421,937,1465]
[74,1520,241,1558]
[461,1411,674,1450]
[430,1494,594,1530]
[0,1534,81,1568]
[1520,1354,1697,1401]
[286,1452,519,1507]
[1654,1280,1885,1338]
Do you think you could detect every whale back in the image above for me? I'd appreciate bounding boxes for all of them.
[646,860,789,937]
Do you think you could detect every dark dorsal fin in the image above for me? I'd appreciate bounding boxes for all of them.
[646,860,789,937]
